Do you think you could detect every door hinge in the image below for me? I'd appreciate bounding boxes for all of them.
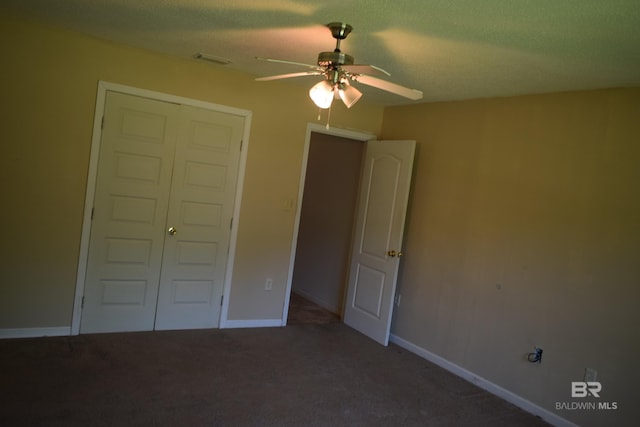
[101,116,104,129]
[240,140,243,151]
[230,217,233,230]
[220,295,224,306]
[81,296,85,309]
[91,207,94,220]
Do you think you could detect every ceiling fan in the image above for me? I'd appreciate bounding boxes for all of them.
[255,22,423,109]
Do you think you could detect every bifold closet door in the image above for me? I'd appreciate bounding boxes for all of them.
[80,91,243,333]
[154,104,243,330]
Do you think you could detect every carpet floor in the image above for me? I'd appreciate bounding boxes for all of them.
[287,292,341,325]
[0,324,550,427]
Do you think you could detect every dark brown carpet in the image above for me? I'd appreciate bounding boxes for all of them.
[287,292,341,325]
[0,324,549,427]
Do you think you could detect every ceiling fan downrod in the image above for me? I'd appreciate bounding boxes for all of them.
[328,22,352,50]
[318,22,354,68]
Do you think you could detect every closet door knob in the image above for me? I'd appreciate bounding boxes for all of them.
[168,227,177,236]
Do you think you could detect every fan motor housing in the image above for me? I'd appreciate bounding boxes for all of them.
[317,51,354,67]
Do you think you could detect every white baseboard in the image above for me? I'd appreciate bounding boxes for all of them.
[389,334,577,427]
[221,319,283,329]
[0,326,71,339]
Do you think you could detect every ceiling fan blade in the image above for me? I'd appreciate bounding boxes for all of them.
[256,56,321,70]
[342,64,391,77]
[255,71,323,81]
[355,75,423,100]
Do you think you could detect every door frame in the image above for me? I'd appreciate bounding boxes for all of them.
[71,81,252,335]
[281,123,376,325]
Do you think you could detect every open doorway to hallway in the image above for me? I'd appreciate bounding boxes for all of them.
[288,131,365,324]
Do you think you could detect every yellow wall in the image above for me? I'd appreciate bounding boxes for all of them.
[382,88,640,426]
[0,12,383,328]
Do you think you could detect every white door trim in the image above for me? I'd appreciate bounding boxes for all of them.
[71,80,252,335]
[281,123,376,325]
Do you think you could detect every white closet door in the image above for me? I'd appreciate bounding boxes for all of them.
[154,105,244,330]
[80,91,179,333]
[81,91,244,333]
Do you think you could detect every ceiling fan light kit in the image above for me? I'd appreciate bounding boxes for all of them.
[256,22,423,110]
[309,80,335,109]
[338,81,363,108]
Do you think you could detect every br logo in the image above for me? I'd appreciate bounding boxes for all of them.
[571,382,601,398]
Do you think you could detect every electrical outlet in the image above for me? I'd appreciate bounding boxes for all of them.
[528,347,543,363]
[264,278,273,291]
[534,347,543,363]
[584,368,598,382]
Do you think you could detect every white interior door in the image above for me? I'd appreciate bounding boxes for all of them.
[80,91,179,333]
[81,91,243,333]
[343,140,415,346]
[154,105,243,330]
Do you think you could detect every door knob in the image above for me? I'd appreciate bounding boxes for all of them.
[388,250,404,258]
[168,227,177,236]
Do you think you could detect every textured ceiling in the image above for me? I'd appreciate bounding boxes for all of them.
[3,0,640,106]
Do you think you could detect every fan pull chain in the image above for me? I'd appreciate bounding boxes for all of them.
[316,106,332,129]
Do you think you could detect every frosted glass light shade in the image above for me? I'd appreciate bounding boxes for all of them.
[338,84,362,108]
[309,80,334,109]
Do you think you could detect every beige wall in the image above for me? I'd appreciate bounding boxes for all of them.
[0,12,383,328]
[382,88,640,426]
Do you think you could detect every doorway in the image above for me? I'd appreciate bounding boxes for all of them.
[285,124,375,324]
